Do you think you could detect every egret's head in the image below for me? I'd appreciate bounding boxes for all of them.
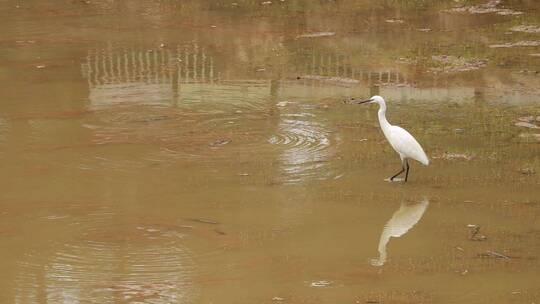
[356,95,385,105]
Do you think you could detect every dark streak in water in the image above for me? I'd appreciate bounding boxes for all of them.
[187,218,219,225]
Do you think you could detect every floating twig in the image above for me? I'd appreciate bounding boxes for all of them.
[467,224,487,241]
[477,250,511,259]
[188,218,219,225]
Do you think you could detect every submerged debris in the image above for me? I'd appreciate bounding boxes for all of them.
[444,0,522,16]
[310,280,332,287]
[518,116,540,123]
[333,173,345,180]
[395,57,418,65]
[188,218,219,225]
[435,152,474,161]
[295,32,335,39]
[478,250,511,259]
[276,101,291,107]
[429,55,487,73]
[298,75,359,85]
[209,139,231,147]
[518,133,540,142]
[467,224,487,241]
[515,121,539,129]
[519,168,536,175]
[214,228,226,235]
[510,25,540,34]
[385,19,404,24]
[490,41,540,48]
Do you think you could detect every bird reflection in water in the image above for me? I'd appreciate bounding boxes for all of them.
[370,198,429,266]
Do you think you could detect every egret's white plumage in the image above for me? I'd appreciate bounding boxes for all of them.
[385,126,429,166]
[357,95,429,181]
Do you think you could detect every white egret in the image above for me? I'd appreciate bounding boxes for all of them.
[356,96,429,182]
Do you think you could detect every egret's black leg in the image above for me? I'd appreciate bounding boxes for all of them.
[390,165,405,181]
[404,159,410,182]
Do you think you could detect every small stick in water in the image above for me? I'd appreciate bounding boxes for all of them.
[467,224,487,241]
[187,218,219,225]
[485,250,511,259]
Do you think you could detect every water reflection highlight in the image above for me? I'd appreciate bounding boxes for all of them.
[371,198,429,267]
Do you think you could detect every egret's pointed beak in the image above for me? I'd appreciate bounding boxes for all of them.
[356,98,372,104]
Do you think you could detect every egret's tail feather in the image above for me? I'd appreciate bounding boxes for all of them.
[419,153,429,166]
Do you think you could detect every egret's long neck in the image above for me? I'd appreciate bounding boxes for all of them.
[377,101,392,135]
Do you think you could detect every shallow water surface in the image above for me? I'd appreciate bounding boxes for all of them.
[1,1,540,303]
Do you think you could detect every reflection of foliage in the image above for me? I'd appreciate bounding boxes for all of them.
[510,25,540,33]
[159,0,539,87]
[428,55,488,74]
[169,0,457,15]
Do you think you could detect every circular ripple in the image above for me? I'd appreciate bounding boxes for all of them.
[15,233,197,304]
[268,115,340,184]
[73,99,274,171]
[13,202,200,303]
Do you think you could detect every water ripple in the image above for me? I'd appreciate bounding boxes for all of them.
[15,235,197,304]
[15,203,198,304]
[268,114,340,184]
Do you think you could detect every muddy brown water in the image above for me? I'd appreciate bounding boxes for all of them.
[1,1,540,303]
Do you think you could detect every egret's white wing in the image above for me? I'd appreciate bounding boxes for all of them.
[388,126,429,165]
